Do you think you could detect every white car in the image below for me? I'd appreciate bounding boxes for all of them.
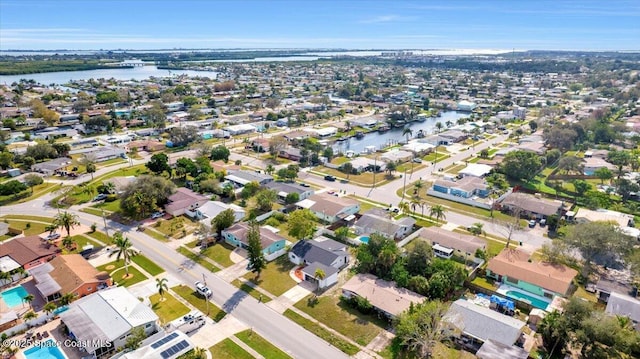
[194,281,212,298]
[151,212,164,219]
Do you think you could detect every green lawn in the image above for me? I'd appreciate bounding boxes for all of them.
[62,235,101,254]
[283,309,359,356]
[85,231,111,244]
[244,256,296,296]
[80,207,105,217]
[96,260,148,287]
[311,167,389,187]
[11,183,59,204]
[471,276,498,291]
[231,279,272,303]
[131,255,165,276]
[235,329,292,359]
[294,295,384,346]
[92,199,121,213]
[176,246,220,273]
[1,215,54,223]
[201,243,235,267]
[171,285,226,322]
[1,219,51,236]
[152,217,195,239]
[209,339,254,359]
[150,292,190,323]
[144,228,170,242]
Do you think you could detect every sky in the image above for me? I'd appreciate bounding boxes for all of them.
[1,0,639,51]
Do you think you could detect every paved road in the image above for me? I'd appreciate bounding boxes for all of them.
[1,201,348,359]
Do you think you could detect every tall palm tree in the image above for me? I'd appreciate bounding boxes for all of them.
[265,164,275,175]
[402,127,413,143]
[23,294,34,310]
[429,205,446,223]
[398,201,410,215]
[54,211,79,238]
[434,122,444,133]
[59,292,76,305]
[43,302,57,316]
[109,232,137,276]
[413,180,423,196]
[22,311,37,322]
[314,268,325,296]
[410,198,421,215]
[156,277,169,300]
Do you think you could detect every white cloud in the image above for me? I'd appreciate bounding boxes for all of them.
[358,15,418,24]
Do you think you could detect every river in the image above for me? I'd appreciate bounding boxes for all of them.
[331,111,470,154]
[0,66,218,86]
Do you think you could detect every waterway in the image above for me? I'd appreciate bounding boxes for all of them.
[0,66,218,86]
[331,111,470,154]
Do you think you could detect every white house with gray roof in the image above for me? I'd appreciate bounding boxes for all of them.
[225,170,273,187]
[353,208,415,239]
[265,181,314,202]
[605,292,640,332]
[288,236,349,288]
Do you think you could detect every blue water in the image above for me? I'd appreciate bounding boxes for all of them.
[506,290,549,310]
[23,339,66,359]
[359,236,370,244]
[53,306,69,315]
[1,286,29,308]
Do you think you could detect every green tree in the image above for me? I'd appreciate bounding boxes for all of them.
[314,268,325,295]
[22,311,37,322]
[210,145,231,162]
[341,162,354,180]
[43,302,57,316]
[124,327,146,351]
[268,136,287,158]
[385,161,397,177]
[120,175,175,219]
[572,179,591,201]
[405,240,433,276]
[616,178,640,202]
[146,153,171,175]
[54,211,79,238]
[62,236,75,250]
[402,127,413,143]
[255,189,277,212]
[285,192,300,205]
[156,277,169,300]
[500,150,542,181]
[59,292,76,305]
[23,174,43,194]
[211,209,235,238]
[468,222,484,236]
[565,221,632,277]
[144,101,166,129]
[334,226,349,242]
[85,162,96,180]
[607,150,631,179]
[395,301,452,358]
[23,293,34,310]
[108,232,137,276]
[429,205,446,223]
[287,209,316,240]
[0,151,14,169]
[246,221,266,279]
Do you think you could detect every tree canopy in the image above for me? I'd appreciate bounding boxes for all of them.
[500,150,542,181]
[119,175,176,219]
[287,209,316,240]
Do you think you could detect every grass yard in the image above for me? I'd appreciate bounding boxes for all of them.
[1,214,54,223]
[444,163,466,174]
[62,235,101,254]
[244,256,296,296]
[92,199,121,213]
[176,246,220,273]
[96,260,148,287]
[201,243,235,267]
[235,329,292,359]
[152,217,195,239]
[423,152,449,163]
[311,167,389,187]
[150,292,190,323]
[171,285,226,322]
[471,276,498,291]
[283,309,359,356]
[231,279,272,303]
[80,207,105,217]
[85,230,111,244]
[1,219,51,236]
[144,228,170,242]
[294,294,385,346]
[131,254,165,276]
[209,338,254,359]
[14,183,59,204]
[90,164,148,185]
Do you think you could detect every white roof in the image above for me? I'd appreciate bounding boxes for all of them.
[433,244,454,254]
[402,141,435,153]
[575,208,633,228]
[459,163,493,177]
[198,201,245,218]
[0,256,20,272]
[296,198,316,209]
[224,124,256,131]
[312,127,338,136]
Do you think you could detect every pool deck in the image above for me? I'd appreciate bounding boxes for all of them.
[496,283,552,309]
[0,279,46,316]
[15,319,85,359]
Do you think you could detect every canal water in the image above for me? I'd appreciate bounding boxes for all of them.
[331,111,470,154]
[0,66,218,86]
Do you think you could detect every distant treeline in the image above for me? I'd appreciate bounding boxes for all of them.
[0,59,116,75]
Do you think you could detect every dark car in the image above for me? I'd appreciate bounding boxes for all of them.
[324,175,336,182]
[299,182,310,187]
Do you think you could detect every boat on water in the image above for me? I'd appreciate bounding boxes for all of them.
[335,137,348,142]
[378,125,390,133]
[355,131,364,139]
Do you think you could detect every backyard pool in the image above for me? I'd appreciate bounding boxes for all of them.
[1,285,29,308]
[506,290,550,310]
[23,339,67,359]
[358,236,370,244]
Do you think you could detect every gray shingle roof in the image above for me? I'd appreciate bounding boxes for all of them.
[605,291,640,323]
[289,238,345,266]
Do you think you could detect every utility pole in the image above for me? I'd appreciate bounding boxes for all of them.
[101,209,109,237]
[402,168,408,201]
[202,273,210,316]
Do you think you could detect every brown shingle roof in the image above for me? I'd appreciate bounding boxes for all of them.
[500,192,563,217]
[48,255,110,295]
[419,227,486,254]
[487,249,577,295]
[307,193,359,217]
[342,273,425,317]
[0,235,59,266]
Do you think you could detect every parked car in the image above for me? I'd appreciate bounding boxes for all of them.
[151,212,164,219]
[92,194,108,202]
[528,220,536,228]
[299,182,310,187]
[539,219,547,227]
[194,281,212,298]
[45,233,61,241]
[324,175,336,182]
[413,158,423,163]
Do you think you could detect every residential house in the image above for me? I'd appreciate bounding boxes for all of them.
[353,208,415,239]
[31,254,112,302]
[31,157,72,176]
[380,150,413,163]
[342,273,426,319]
[296,193,360,223]
[515,141,546,155]
[193,201,245,228]
[125,140,165,153]
[458,163,492,178]
[84,146,127,163]
[59,286,159,357]
[499,192,564,219]
[0,235,60,270]
[347,157,384,173]
[120,330,194,359]
[418,227,487,259]
[457,100,477,111]
[279,147,302,161]
[309,127,337,138]
[350,116,380,129]
[401,140,435,154]
[250,138,270,153]
[283,130,310,142]
[486,249,578,298]
[574,208,634,228]
[432,176,490,198]
[103,176,136,194]
[223,124,256,135]
[288,236,349,289]
[225,170,274,187]
[265,181,314,202]
[605,292,640,332]
[439,129,469,143]
[443,299,526,349]
[221,222,287,261]
[476,339,529,359]
[165,188,209,217]
[583,156,616,175]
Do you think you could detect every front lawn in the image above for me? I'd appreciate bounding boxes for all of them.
[1,219,52,236]
[150,292,190,323]
[152,217,195,239]
[96,260,148,287]
[294,294,385,346]
[62,235,101,254]
[92,199,121,213]
[171,285,226,322]
[244,256,296,296]
[176,246,220,273]
[131,254,165,276]
[283,309,359,356]
[201,243,235,267]
[85,230,111,244]
[235,329,292,359]
[231,279,272,303]
[209,338,254,359]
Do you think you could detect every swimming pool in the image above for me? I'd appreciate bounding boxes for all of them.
[1,285,29,308]
[506,290,550,310]
[358,236,370,244]
[23,339,67,359]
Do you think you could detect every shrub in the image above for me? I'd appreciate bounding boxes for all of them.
[105,194,118,202]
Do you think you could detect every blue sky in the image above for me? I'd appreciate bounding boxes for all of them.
[1,0,638,51]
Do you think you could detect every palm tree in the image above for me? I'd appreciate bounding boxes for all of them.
[265,164,275,175]
[410,198,421,215]
[22,311,37,322]
[445,120,453,128]
[314,268,326,296]
[434,122,444,133]
[109,232,137,276]
[62,236,75,250]
[429,205,446,223]
[54,211,79,238]
[398,201,410,215]
[43,302,57,316]
[0,271,11,287]
[469,222,484,236]
[59,292,76,305]
[413,180,423,196]
[156,277,169,301]
[402,127,413,143]
[23,294,34,310]
[342,162,354,180]
[385,161,397,177]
